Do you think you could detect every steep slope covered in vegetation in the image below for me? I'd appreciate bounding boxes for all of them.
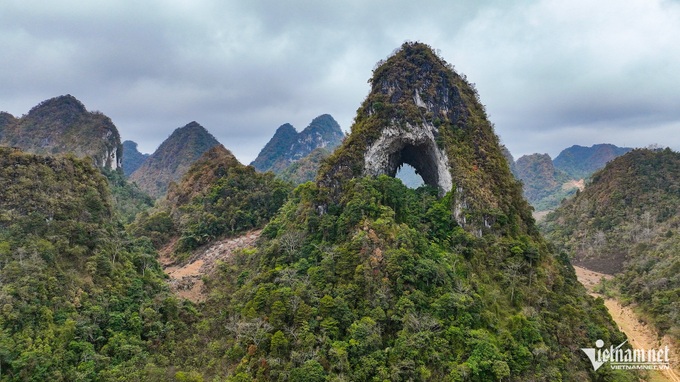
[131,145,291,259]
[128,121,220,198]
[0,95,122,170]
[160,42,630,381]
[541,148,680,340]
[251,123,299,173]
[278,147,333,185]
[251,114,344,174]
[103,168,154,224]
[0,147,183,380]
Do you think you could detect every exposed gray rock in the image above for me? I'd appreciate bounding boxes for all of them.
[363,121,452,195]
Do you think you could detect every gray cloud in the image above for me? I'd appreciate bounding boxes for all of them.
[1,0,679,162]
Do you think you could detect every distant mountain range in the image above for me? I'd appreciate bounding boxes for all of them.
[0,94,122,170]
[128,122,220,198]
[508,144,632,212]
[251,114,344,178]
[553,144,633,179]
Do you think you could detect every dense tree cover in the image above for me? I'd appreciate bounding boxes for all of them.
[0,95,122,170]
[278,148,333,185]
[542,148,680,341]
[0,147,189,381]
[131,145,292,259]
[102,168,154,224]
[251,115,344,175]
[0,43,640,381]
[165,176,631,381]
[129,122,220,198]
[251,124,299,173]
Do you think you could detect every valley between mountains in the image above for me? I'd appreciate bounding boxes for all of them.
[574,266,680,382]
[1,41,677,381]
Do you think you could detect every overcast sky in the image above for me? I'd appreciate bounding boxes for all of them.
[1,0,679,163]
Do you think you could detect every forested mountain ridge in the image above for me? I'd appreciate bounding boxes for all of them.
[541,148,680,340]
[514,153,570,203]
[0,95,122,170]
[160,42,630,381]
[277,147,333,185]
[0,147,183,380]
[251,114,344,175]
[131,145,291,260]
[554,144,632,180]
[128,121,220,198]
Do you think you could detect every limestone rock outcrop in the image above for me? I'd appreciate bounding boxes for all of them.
[0,95,122,170]
[318,42,532,234]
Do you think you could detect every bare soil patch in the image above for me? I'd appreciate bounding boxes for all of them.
[563,178,585,191]
[160,230,261,302]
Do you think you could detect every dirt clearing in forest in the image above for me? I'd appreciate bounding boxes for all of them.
[160,230,261,302]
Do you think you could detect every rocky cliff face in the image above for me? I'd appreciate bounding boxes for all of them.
[319,42,532,234]
[129,122,220,198]
[514,153,572,206]
[0,95,122,170]
[122,140,150,177]
[251,114,344,174]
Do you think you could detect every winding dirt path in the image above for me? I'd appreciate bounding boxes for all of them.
[575,266,679,382]
[161,230,262,302]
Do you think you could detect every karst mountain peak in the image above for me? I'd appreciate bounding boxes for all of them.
[319,41,532,235]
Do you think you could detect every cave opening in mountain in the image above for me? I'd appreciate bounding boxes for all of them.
[386,142,441,191]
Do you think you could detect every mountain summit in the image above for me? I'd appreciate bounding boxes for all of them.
[129,121,220,198]
[0,95,122,170]
[251,114,344,174]
[319,42,531,233]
